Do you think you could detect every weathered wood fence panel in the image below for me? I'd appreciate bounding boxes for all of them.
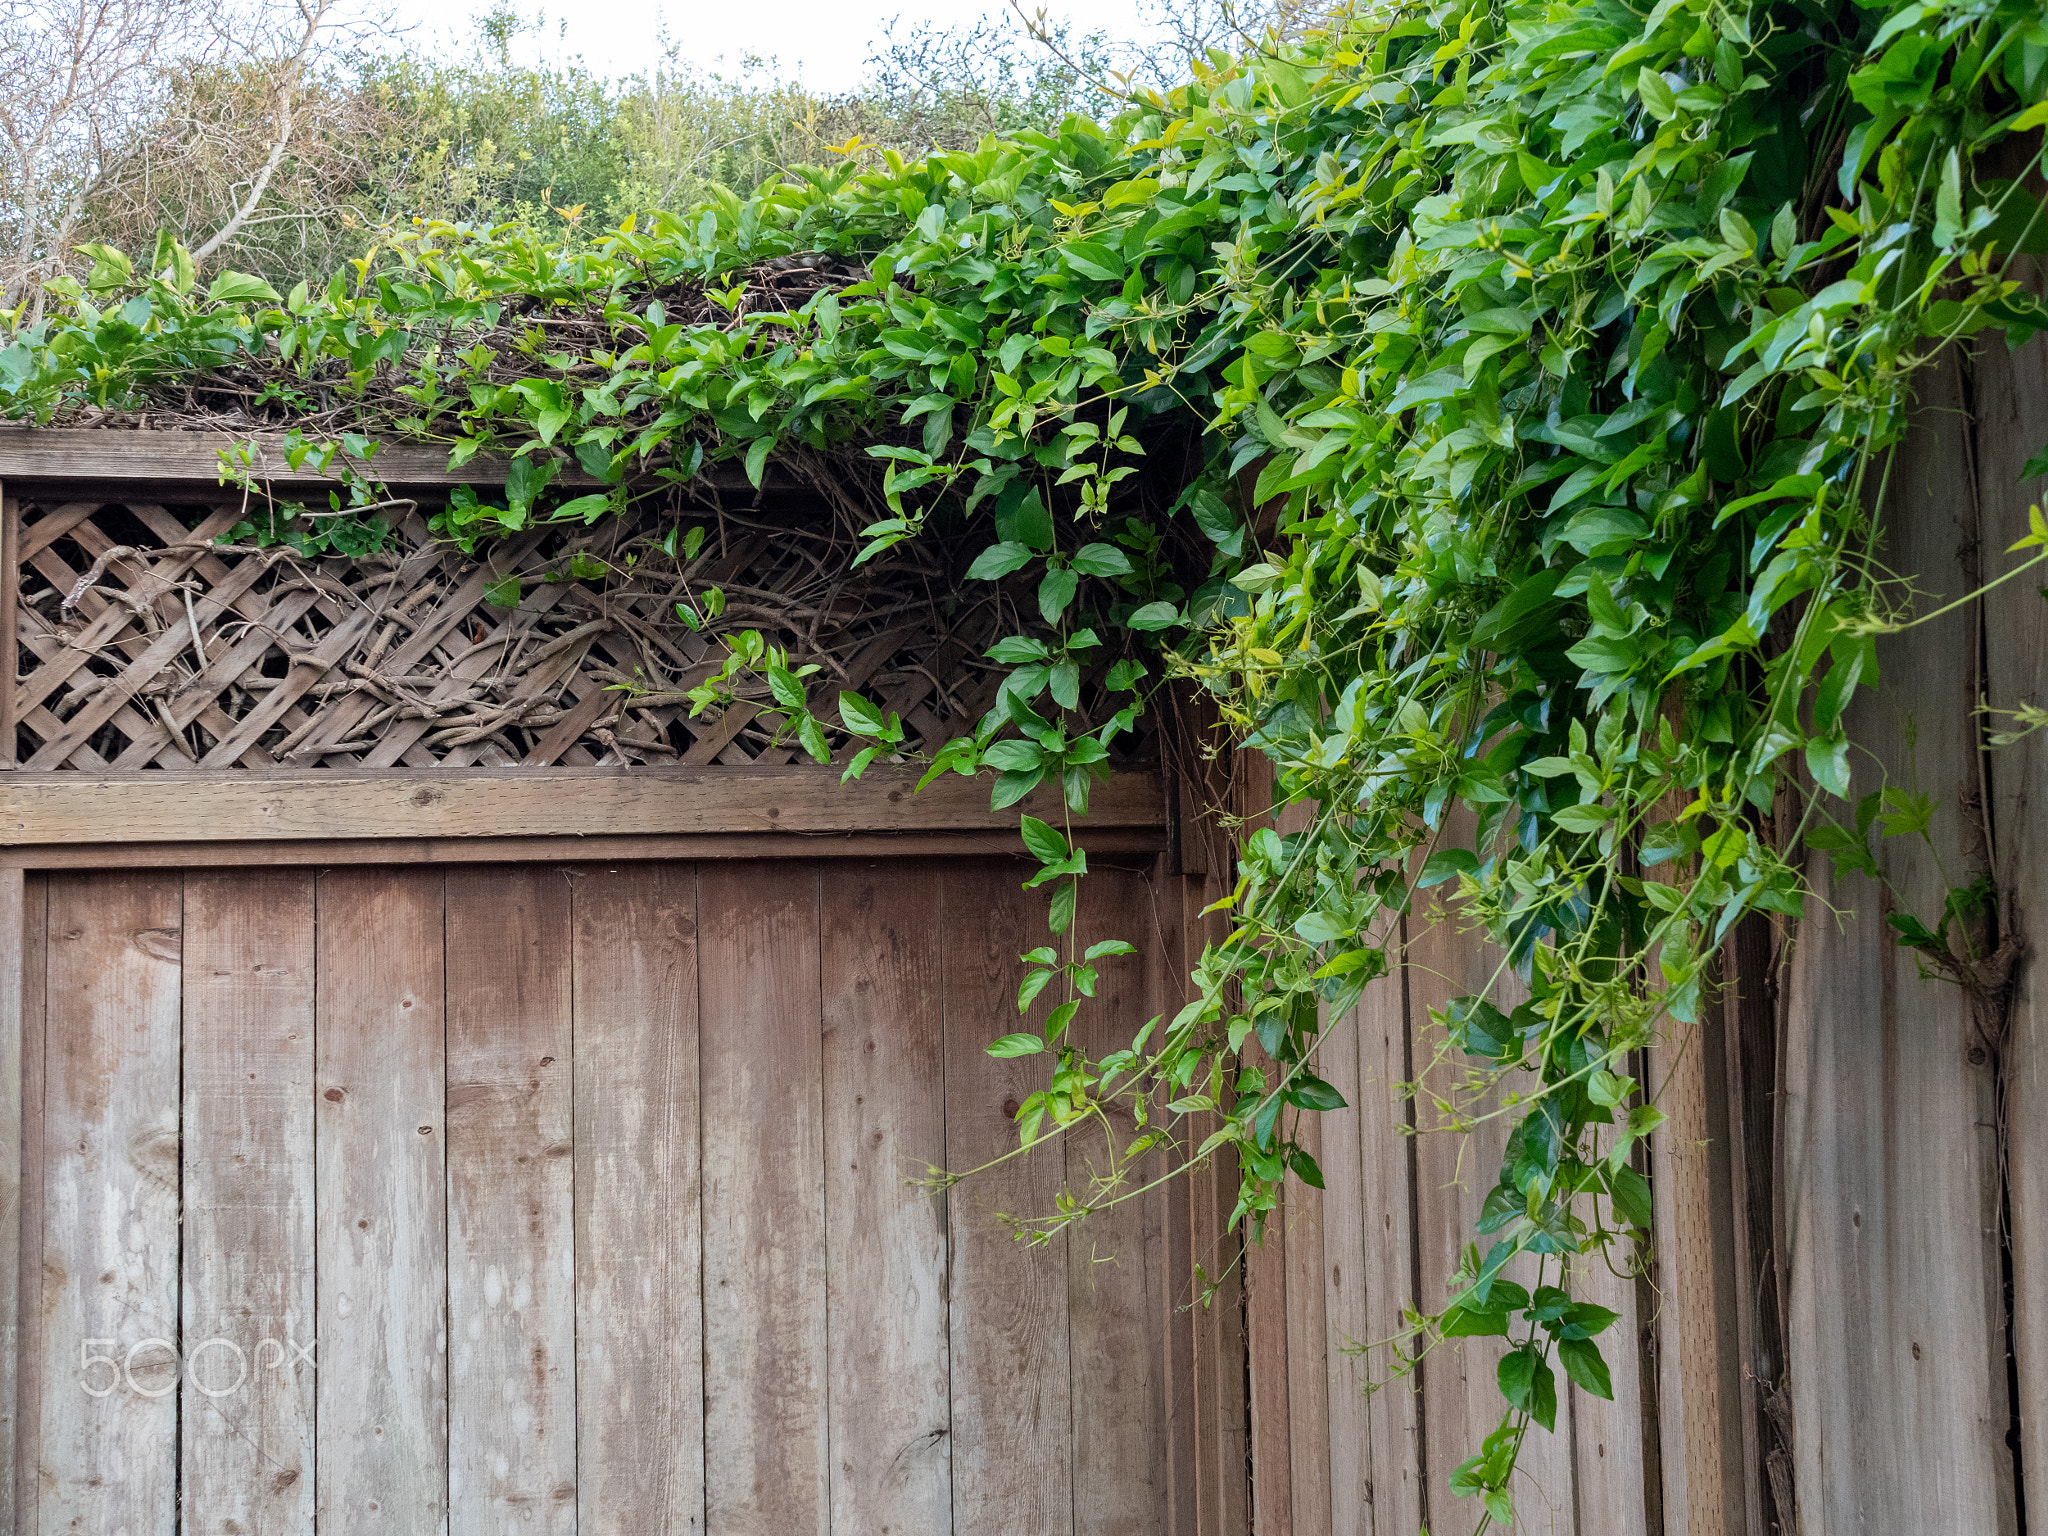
[1239,339,2048,1535]
[5,856,1224,1535]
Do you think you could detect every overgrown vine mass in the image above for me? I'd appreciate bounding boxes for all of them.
[5,0,2047,1522]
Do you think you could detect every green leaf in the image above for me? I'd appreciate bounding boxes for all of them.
[1127,602,1180,630]
[1558,1338,1613,1400]
[1070,542,1133,576]
[987,1033,1045,1058]
[767,667,808,713]
[1019,815,1070,864]
[1637,68,1677,122]
[1419,849,1478,887]
[206,270,280,303]
[967,542,1035,580]
[484,574,521,609]
[839,691,885,736]
[1038,567,1079,623]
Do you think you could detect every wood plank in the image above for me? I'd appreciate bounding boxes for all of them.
[180,870,316,1534]
[1354,943,1426,1536]
[12,874,44,1536]
[0,766,1167,846]
[1172,867,1250,1536]
[316,867,450,1534]
[445,867,577,1534]
[0,826,1171,870]
[819,861,952,1535]
[1067,865,1170,1536]
[0,429,606,489]
[571,865,705,1536]
[1780,353,2018,1534]
[1646,988,1744,1536]
[0,869,20,1527]
[698,861,828,1536]
[1976,262,2048,1515]
[1317,998,1373,1536]
[942,860,1073,1536]
[1283,1077,1333,1536]
[37,872,182,1536]
[2,490,18,766]
[1246,1148,1294,1536]
[1406,890,1578,1535]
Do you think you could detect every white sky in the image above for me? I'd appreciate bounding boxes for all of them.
[369,0,1165,93]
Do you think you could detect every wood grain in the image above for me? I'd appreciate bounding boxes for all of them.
[180,870,316,1535]
[12,875,44,1536]
[1406,889,1578,1535]
[1354,947,1426,1536]
[2,491,18,767]
[1066,865,1170,1536]
[1,828,1170,872]
[38,872,182,1536]
[0,869,21,1529]
[571,865,706,1536]
[1976,262,2048,1515]
[941,860,1074,1536]
[1780,353,2018,1535]
[1316,999,1373,1536]
[0,765,1165,846]
[445,867,577,1535]
[698,861,829,1536]
[0,429,608,489]
[820,861,952,1535]
[316,868,450,1534]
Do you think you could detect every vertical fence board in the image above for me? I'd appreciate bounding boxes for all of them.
[316,867,449,1535]
[1318,999,1371,1536]
[38,872,182,1536]
[1647,994,1743,1536]
[1283,1092,1333,1536]
[1149,857,1202,1536]
[1976,268,2048,1501]
[819,861,951,1535]
[699,862,828,1536]
[0,868,20,1535]
[941,861,1074,1536]
[1067,865,1170,1536]
[1355,950,1426,1536]
[180,870,316,1535]
[1407,895,1578,1534]
[11,875,43,1536]
[445,867,577,1535]
[572,864,705,1536]
[1566,1178,1653,1536]
[1782,355,2017,1535]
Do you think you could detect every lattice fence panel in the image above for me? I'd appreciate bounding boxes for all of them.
[5,494,1145,773]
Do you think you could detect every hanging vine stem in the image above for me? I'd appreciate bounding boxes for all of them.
[8,0,2048,1524]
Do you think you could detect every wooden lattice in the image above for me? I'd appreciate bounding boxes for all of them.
[6,492,1143,773]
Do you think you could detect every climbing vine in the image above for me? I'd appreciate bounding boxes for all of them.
[6,0,2048,1524]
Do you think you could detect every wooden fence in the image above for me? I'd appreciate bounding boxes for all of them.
[1,338,2045,1534]
[1239,312,2048,1534]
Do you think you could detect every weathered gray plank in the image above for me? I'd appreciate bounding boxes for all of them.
[0,868,20,1536]
[698,861,828,1536]
[180,870,316,1535]
[38,872,182,1536]
[11,874,44,1536]
[819,861,951,1534]
[1406,895,1578,1535]
[1781,353,2017,1534]
[446,867,577,1534]
[1067,865,1170,1536]
[1354,947,1426,1536]
[316,867,449,1534]
[1646,992,1743,1536]
[572,864,706,1536]
[1977,267,2048,1510]
[942,861,1074,1536]
[1317,999,1373,1536]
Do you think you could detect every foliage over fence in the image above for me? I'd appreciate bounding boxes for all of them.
[6,0,2048,1523]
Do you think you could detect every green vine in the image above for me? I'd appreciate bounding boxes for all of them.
[6,0,2048,1523]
